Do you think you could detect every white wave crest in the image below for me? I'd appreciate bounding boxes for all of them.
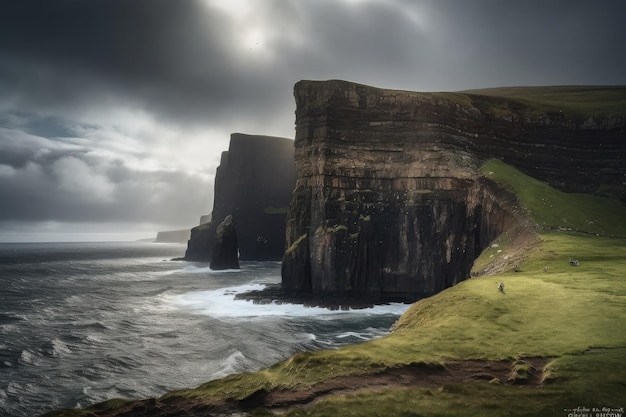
[336,331,370,340]
[51,338,72,356]
[213,350,249,379]
[161,283,410,319]
[18,350,36,365]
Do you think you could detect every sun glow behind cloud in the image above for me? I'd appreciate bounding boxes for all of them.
[205,0,268,50]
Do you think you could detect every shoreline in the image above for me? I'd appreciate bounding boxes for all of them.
[234,283,417,310]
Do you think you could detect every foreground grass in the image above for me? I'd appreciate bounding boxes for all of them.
[285,354,626,417]
[45,162,626,416]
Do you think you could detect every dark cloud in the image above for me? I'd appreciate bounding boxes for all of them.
[0,142,212,225]
[2,0,624,123]
[413,0,626,88]
[0,0,625,238]
[0,0,241,124]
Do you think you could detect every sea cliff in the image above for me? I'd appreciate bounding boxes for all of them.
[281,80,626,301]
[154,229,190,243]
[185,133,296,262]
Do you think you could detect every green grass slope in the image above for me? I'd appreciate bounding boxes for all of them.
[45,160,626,416]
[481,159,626,237]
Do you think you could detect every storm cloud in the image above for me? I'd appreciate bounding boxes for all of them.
[1,0,625,240]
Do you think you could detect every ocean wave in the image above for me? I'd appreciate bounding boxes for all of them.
[18,338,73,365]
[18,350,37,365]
[212,350,249,379]
[73,320,111,331]
[0,313,23,325]
[302,333,317,341]
[104,355,140,371]
[335,326,390,341]
[48,338,73,357]
[336,331,371,340]
[85,334,106,345]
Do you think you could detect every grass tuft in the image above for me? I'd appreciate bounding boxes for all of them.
[509,361,533,383]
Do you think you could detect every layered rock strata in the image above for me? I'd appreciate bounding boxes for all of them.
[282,80,625,301]
[185,133,296,262]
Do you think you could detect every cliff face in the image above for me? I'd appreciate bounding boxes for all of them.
[282,80,625,301]
[185,133,296,262]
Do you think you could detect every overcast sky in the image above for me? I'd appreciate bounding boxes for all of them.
[1,0,625,241]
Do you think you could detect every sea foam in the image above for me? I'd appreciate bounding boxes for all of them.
[162,283,411,319]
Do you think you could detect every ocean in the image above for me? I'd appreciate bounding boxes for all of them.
[0,242,410,417]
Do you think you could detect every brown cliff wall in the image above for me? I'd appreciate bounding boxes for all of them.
[282,80,625,301]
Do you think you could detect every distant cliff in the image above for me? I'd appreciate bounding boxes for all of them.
[185,133,296,262]
[282,80,626,301]
[155,229,190,243]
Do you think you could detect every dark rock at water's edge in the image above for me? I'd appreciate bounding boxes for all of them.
[234,283,411,310]
[210,215,240,270]
[185,133,296,262]
[184,222,213,261]
[282,80,626,302]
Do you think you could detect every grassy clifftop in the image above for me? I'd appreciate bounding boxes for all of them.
[45,160,626,416]
[299,80,626,117]
[462,85,626,118]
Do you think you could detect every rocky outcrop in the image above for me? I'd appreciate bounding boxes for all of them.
[282,80,626,302]
[210,215,240,270]
[185,133,296,262]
